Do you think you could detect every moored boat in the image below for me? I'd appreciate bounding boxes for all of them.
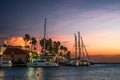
[1,60,12,67]
[64,31,91,66]
[27,59,58,67]
[75,31,91,66]
[76,59,90,66]
[27,18,59,67]
[0,55,12,67]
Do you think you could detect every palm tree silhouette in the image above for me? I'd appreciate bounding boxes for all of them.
[23,34,31,48]
[31,37,37,50]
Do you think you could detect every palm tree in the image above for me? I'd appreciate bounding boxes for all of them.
[60,45,64,54]
[48,38,53,54]
[31,37,37,50]
[66,51,71,60]
[40,38,49,53]
[56,41,60,47]
[55,41,61,54]
[23,34,31,48]
[53,41,57,54]
[63,46,68,54]
[56,41,60,51]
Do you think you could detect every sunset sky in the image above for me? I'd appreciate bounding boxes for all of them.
[1,0,120,55]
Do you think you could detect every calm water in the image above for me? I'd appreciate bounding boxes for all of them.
[0,64,120,80]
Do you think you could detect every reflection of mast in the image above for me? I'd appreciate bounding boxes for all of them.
[43,18,47,54]
[74,33,77,59]
[78,31,81,59]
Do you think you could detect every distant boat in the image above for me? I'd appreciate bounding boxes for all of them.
[67,31,91,66]
[27,18,59,67]
[1,61,12,67]
[0,55,12,67]
[76,31,91,66]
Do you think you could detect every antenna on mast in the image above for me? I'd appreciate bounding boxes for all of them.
[78,31,81,59]
[43,18,47,54]
[44,18,46,39]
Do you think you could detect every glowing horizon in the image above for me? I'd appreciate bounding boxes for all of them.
[3,32,120,56]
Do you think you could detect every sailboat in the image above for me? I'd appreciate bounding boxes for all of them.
[76,31,91,66]
[69,31,91,66]
[75,31,90,66]
[27,18,59,67]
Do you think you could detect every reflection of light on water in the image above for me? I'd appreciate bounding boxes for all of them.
[26,67,35,80]
[27,67,34,76]
[35,68,44,80]
[0,71,4,78]
[26,67,44,80]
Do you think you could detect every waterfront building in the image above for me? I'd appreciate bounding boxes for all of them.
[0,46,38,66]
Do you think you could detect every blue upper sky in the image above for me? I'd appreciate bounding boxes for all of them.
[1,0,120,37]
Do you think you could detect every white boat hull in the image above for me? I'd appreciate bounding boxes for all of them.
[27,62,58,67]
[0,61,12,67]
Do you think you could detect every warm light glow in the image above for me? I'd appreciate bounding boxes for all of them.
[85,31,120,55]
[0,71,4,78]
[3,37,31,46]
[3,32,120,56]
[4,37,25,46]
[52,31,120,56]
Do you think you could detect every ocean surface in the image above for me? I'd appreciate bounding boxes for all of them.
[0,64,120,80]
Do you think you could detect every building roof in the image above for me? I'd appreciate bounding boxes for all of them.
[3,48,29,55]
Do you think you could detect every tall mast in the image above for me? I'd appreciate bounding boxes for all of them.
[81,36,85,59]
[83,40,91,62]
[44,18,46,39]
[74,33,77,59]
[81,35,91,62]
[78,31,81,59]
[43,18,47,53]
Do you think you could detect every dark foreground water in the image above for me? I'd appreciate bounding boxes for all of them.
[0,64,120,80]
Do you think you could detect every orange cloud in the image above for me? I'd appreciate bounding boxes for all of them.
[3,37,41,52]
[4,37,25,46]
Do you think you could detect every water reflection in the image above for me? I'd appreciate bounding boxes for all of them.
[43,67,82,80]
[26,67,44,80]
[0,71,4,79]
[26,67,34,80]
[0,64,120,80]
[35,68,44,80]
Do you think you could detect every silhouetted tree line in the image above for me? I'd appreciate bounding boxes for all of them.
[24,34,71,59]
[3,33,71,59]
